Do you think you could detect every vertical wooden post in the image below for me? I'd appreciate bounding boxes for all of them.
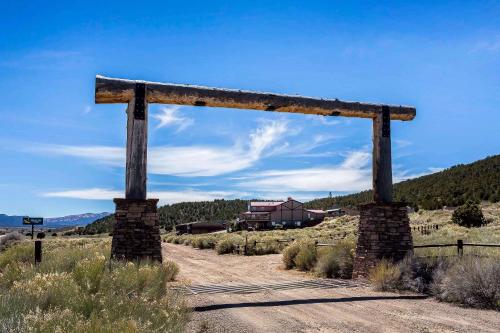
[125,83,148,200]
[457,239,463,256]
[34,240,42,264]
[372,105,393,203]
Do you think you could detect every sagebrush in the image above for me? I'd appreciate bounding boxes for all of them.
[0,238,188,333]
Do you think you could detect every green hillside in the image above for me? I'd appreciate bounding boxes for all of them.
[157,199,248,228]
[83,155,499,234]
[82,214,115,235]
[306,154,500,210]
[83,199,249,234]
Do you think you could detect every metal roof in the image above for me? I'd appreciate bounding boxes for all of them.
[250,201,285,207]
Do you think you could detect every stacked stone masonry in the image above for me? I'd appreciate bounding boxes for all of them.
[352,202,413,278]
[111,198,163,262]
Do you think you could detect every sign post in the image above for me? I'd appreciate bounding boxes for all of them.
[23,217,43,240]
[23,217,44,264]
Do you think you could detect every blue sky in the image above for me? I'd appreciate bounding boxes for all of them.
[1,1,499,217]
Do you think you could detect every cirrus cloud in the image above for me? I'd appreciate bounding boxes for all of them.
[42,188,242,205]
[29,120,289,177]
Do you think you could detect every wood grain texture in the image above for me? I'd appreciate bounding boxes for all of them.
[95,75,416,121]
[125,98,148,199]
[372,112,393,203]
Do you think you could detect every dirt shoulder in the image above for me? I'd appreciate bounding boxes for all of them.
[164,243,499,333]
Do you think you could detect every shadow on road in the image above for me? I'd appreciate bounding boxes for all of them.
[193,295,429,312]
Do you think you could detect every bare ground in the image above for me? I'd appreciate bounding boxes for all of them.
[164,243,499,333]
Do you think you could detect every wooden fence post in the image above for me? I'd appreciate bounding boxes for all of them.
[244,235,248,256]
[457,239,463,256]
[34,240,42,264]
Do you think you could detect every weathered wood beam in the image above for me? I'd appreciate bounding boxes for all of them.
[125,83,148,200]
[372,106,393,203]
[95,75,416,121]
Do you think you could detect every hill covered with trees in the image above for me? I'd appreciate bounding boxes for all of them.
[83,199,249,234]
[157,199,248,229]
[306,155,499,210]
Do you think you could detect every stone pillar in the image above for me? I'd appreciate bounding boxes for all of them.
[352,202,412,278]
[111,198,163,262]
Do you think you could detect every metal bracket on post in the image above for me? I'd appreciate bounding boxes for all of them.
[382,105,390,138]
[134,83,146,120]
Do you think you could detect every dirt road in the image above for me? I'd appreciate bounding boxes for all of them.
[164,243,499,333]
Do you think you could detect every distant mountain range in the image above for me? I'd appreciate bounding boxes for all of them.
[0,212,112,228]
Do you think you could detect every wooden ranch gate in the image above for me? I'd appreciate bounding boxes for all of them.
[95,75,416,276]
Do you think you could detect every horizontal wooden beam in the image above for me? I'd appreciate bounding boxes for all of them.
[95,75,416,120]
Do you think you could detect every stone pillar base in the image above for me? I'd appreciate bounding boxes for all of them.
[352,202,412,278]
[111,198,163,262]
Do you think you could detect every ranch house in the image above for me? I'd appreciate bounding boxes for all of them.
[239,197,326,230]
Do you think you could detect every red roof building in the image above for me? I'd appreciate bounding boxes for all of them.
[240,197,325,230]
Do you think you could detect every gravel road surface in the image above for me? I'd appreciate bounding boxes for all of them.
[164,243,499,333]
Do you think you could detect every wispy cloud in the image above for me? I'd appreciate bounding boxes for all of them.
[237,151,372,193]
[29,120,288,177]
[393,166,444,182]
[470,35,500,53]
[306,115,341,126]
[43,188,122,200]
[152,106,194,132]
[33,145,124,166]
[83,105,92,114]
[149,119,287,176]
[42,188,242,205]
[267,133,339,157]
[394,139,412,148]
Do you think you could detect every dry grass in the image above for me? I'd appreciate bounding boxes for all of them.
[0,238,188,333]
[368,259,402,291]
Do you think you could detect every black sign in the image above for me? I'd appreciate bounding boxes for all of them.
[23,217,44,225]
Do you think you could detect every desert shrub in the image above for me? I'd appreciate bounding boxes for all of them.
[432,256,500,310]
[369,259,401,291]
[452,201,486,228]
[282,241,302,269]
[294,240,317,271]
[314,240,355,278]
[314,249,340,278]
[36,232,45,239]
[252,241,281,255]
[192,236,215,250]
[0,232,23,251]
[215,238,235,254]
[51,233,58,237]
